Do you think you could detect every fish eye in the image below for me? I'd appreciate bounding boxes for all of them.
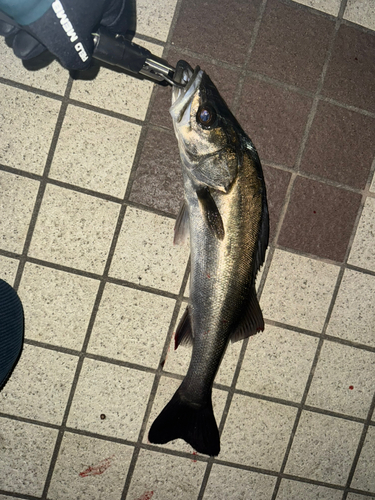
[196,105,217,128]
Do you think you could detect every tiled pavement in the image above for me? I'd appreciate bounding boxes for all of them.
[0,0,375,498]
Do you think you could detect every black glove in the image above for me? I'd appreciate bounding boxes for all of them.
[0,0,135,70]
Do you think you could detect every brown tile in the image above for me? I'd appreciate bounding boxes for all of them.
[278,177,362,262]
[300,101,375,189]
[236,77,313,167]
[171,0,262,66]
[129,128,184,215]
[249,0,334,91]
[150,49,241,130]
[322,24,375,113]
[263,165,291,242]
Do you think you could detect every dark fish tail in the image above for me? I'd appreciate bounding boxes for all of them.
[148,388,220,456]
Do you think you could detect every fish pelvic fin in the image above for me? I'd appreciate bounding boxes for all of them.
[174,306,193,349]
[230,286,264,343]
[148,388,220,457]
[174,201,190,246]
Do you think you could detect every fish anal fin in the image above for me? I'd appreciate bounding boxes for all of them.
[174,201,190,246]
[230,287,264,343]
[174,306,193,350]
[196,187,224,241]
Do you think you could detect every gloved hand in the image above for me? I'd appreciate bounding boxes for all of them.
[0,0,135,70]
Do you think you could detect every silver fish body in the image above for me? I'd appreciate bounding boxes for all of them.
[148,62,269,456]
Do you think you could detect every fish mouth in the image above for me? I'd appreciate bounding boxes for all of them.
[170,61,203,123]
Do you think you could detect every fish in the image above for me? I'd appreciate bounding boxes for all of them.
[148,61,269,457]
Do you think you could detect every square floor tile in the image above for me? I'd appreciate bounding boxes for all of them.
[88,283,175,368]
[306,341,375,418]
[0,171,39,253]
[129,128,183,215]
[249,0,334,91]
[276,479,343,500]
[0,84,60,174]
[0,417,58,496]
[137,0,178,41]
[300,101,375,189]
[28,184,120,273]
[144,376,227,454]
[204,465,276,500]
[285,410,362,484]
[292,0,341,16]
[322,24,375,113]
[0,39,69,94]
[128,449,206,500]
[67,358,154,441]
[327,269,375,347]
[0,344,77,425]
[348,197,375,272]
[220,395,297,469]
[18,262,99,349]
[350,426,375,493]
[48,432,133,500]
[260,249,340,332]
[237,325,318,403]
[262,166,291,242]
[171,0,261,66]
[50,105,141,198]
[0,255,19,286]
[110,207,189,293]
[278,177,362,262]
[70,40,163,121]
[346,494,375,500]
[236,78,313,167]
[344,0,375,31]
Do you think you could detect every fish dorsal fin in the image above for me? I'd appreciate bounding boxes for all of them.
[174,201,190,246]
[230,287,264,343]
[196,187,225,240]
[175,306,193,349]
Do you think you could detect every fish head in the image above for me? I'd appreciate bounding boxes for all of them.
[170,61,241,193]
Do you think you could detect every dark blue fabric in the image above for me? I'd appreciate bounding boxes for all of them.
[0,280,24,391]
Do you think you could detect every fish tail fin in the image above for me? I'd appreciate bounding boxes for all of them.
[148,388,220,456]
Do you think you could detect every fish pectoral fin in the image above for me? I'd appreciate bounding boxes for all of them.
[196,187,225,241]
[230,287,264,343]
[174,306,193,349]
[174,201,190,246]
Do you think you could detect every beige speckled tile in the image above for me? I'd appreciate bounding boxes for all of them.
[0,417,58,496]
[285,411,363,485]
[18,263,99,349]
[70,40,163,121]
[327,268,375,347]
[344,0,375,31]
[88,283,175,368]
[137,0,179,41]
[128,449,206,500]
[346,494,375,500]
[0,255,19,286]
[306,341,375,418]
[0,39,69,94]
[237,325,318,402]
[67,358,154,441]
[110,207,189,293]
[28,184,120,273]
[370,170,375,193]
[144,376,227,455]
[348,197,375,272]
[0,84,60,174]
[220,395,297,469]
[204,465,276,500]
[0,344,78,425]
[351,426,375,494]
[49,105,141,198]
[48,432,133,500]
[0,171,39,253]
[291,0,341,16]
[260,249,340,332]
[276,479,343,500]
